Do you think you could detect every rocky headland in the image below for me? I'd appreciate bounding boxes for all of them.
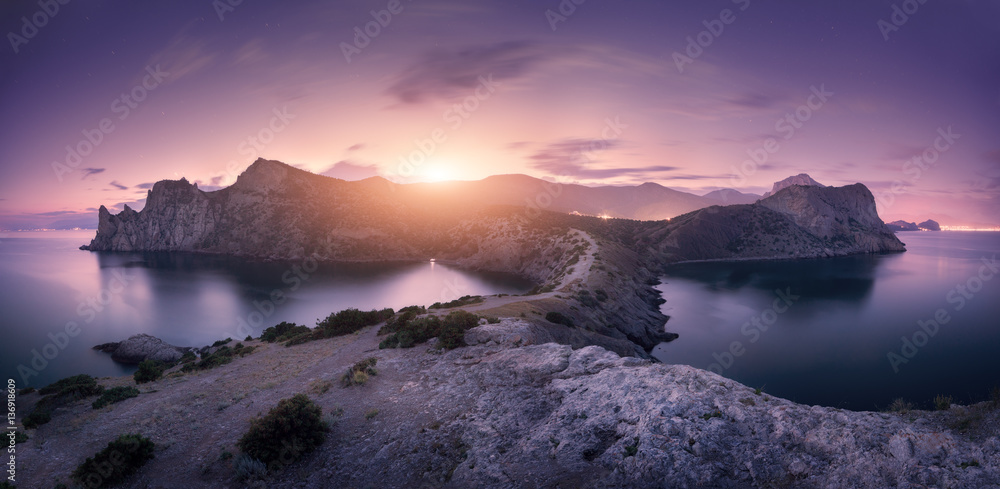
[9,160,956,488]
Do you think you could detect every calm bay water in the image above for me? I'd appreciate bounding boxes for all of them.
[653,231,1000,411]
[0,231,532,388]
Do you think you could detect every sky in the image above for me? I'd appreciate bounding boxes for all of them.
[1,0,998,230]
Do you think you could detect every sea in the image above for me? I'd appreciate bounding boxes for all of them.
[0,230,532,388]
[653,231,1000,411]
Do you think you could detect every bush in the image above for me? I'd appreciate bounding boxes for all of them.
[25,375,105,428]
[12,430,28,444]
[398,305,427,315]
[237,394,327,469]
[92,386,140,409]
[934,394,952,411]
[261,322,308,343]
[212,337,233,347]
[181,344,255,372]
[38,374,103,398]
[134,359,165,384]
[342,358,378,387]
[379,310,480,349]
[71,434,155,488]
[545,311,575,327]
[438,310,479,349]
[233,453,267,481]
[179,351,197,364]
[22,410,51,429]
[429,295,483,310]
[317,308,395,338]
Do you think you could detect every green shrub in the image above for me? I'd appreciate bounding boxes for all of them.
[92,386,140,409]
[233,453,267,481]
[25,375,105,428]
[212,338,233,347]
[576,290,599,308]
[484,316,501,324]
[317,308,394,338]
[237,394,327,470]
[133,359,164,384]
[262,322,293,342]
[181,344,255,372]
[71,434,155,488]
[244,335,254,341]
[398,305,426,315]
[438,310,479,349]
[342,358,378,387]
[179,351,197,364]
[22,410,51,429]
[364,408,379,420]
[934,394,952,411]
[38,374,103,398]
[12,430,28,444]
[545,311,574,327]
[429,295,483,310]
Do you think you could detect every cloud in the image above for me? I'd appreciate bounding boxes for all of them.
[135,182,155,189]
[528,139,677,180]
[347,143,365,152]
[142,19,218,84]
[321,161,381,181]
[385,41,547,104]
[81,168,105,179]
[109,181,129,190]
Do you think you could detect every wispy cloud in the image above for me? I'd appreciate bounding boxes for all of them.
[81,168,105,179]
[386,41,545,104]
[109,181,129,190]
[528,139,677,181]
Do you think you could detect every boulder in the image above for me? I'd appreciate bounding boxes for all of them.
[94,334,185,364]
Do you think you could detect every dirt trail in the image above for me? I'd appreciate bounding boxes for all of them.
[463,229,596,313]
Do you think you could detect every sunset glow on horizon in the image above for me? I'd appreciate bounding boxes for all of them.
[1,1,998,230]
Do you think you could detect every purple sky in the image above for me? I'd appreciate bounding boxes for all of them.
[1,0,998,229]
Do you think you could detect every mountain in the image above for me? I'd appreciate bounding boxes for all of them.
[887,219,941,232]
[702,188,761,205]
[637,183,905,264]
[918,219,941,231]
[761,173,825,198]
[81,160,905,353]
[887,220,920,232]
[398,174,717,220]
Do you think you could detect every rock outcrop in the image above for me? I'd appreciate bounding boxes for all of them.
[887,220,920,232]
[761,172,825,198]
[636,183,905,264]
[918,219,941,231]
[93,334,186,364]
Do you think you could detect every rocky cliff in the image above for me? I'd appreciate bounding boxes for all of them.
[760,172,825,198]
[636,183,905,265]
[14,323,1000,488]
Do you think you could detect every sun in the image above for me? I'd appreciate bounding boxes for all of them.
[423,165,452,183]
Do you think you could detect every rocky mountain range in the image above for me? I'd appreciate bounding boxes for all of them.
[887,219,941,232]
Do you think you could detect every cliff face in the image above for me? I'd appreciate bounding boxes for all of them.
[15,324,1000,489]
[761,172,825,198]
[637,183,905,264]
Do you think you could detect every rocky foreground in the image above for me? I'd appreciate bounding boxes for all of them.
[15,319,1000,488]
